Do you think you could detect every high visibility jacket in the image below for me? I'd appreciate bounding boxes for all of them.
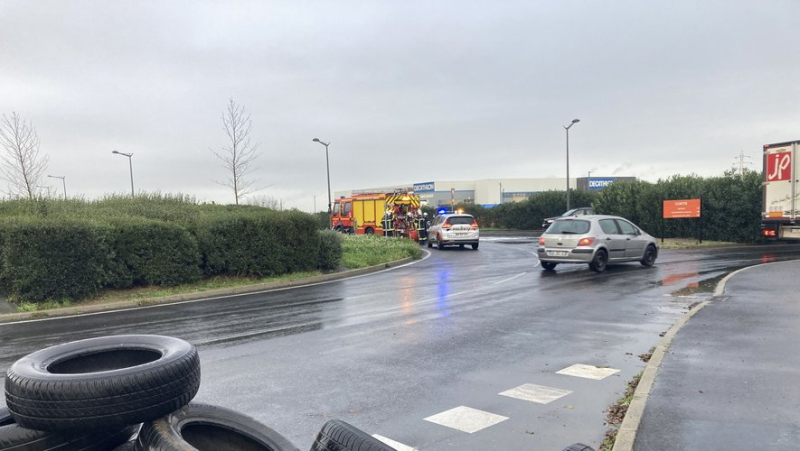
[382,215,394,236]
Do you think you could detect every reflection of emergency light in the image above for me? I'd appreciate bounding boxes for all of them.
[437,208,447,215]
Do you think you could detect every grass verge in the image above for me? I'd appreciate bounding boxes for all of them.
[341,234,422,268]
[657,238,737,249]
[600,371,643,451]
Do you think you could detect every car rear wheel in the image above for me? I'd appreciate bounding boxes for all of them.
[640,245,657,267]
[471,243,478,250]
[589,249,608,273]
[365,227,374,235]
[541,262,557,271]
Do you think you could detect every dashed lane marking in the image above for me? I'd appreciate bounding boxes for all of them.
[499,383,572,404]
[372,434,417,450]
[556,363,620,380]
[424,406,509,434]
[492,272,527,285]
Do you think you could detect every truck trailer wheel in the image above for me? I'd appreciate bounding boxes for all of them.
[5,334,200,431]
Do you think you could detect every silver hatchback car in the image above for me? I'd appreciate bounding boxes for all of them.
[537,215,658,272]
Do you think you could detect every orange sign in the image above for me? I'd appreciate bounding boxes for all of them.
[663,199,701,219]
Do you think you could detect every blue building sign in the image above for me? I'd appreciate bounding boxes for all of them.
[413,181,435,193]
[588,178,616,191]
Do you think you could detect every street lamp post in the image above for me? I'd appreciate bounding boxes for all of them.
[312,138,332,229]
[47,175,67,200]
[564,118,580,210]
[112,150,134,196]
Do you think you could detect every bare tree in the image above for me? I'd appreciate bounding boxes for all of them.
[211,99,261,205]
[245,194,280,210]
[0,112,48,198]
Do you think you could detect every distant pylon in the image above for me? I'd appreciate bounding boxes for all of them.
[733,150,752,175]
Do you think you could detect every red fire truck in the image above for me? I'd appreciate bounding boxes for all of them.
[331,192,422,240]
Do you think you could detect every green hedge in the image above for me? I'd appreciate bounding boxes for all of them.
[193,210,319,277]
[318,230,343,270]
[104,218,201,288]
[0,197,338,303]
[0,219,110,301]
[594,171,762,242]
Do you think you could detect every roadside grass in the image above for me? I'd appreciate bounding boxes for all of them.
[341,234,422,268]
[657,238,738,249]
[600,371,643,451]
[6,234,423,312]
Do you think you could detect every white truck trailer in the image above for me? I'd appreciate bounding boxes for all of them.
[762,140,800,239]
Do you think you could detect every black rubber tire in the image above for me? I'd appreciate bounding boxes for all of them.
[5,334,200,431]
[112,441,136,451]
[640,245,657,267]
[471,243,478,250]
[137,403,299,451]
[541,262,557,271]
[562,444,595,451]
[309,419,395,451]
[365,227,374,235]
[589,249,608,273]
[0,406,137,451]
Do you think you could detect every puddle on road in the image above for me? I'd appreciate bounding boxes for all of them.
[669,273,728,297]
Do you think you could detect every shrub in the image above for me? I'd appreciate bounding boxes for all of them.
[0,219,111,301]
[193,209,319,277]
[317,230,343,271]
[104,218,202,288]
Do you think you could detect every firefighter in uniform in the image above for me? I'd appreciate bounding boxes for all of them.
[417,211,428,244]
[382,209,394,237]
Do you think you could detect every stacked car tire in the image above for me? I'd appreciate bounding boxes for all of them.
[2,335,395,451]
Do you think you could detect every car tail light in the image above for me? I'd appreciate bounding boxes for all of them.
[538,237,545,245]
[762,229,777,237]
[578,237,596,246]
[471,220,479,230]
[442,221,451,228]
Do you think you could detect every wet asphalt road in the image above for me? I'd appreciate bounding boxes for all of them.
[1,239,799,450]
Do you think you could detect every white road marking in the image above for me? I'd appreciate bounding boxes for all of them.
[492,272,527,285]
[556,363,620,380]
[424,406,508,434]
[372,434,417,451]
[499,383,572,404]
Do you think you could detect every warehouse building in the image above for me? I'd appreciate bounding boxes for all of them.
[335,176,635,208]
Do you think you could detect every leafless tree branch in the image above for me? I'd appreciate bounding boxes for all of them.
[0,112,48,199]
[210,99,261,205]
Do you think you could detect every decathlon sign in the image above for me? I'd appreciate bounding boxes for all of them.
[413,181,435,193]
[588,178,615,190]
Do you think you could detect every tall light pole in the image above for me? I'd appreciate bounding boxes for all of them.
[564,118,580,210]
[312,138,332,229]
[47,175,67,200]
[112,150,135,196]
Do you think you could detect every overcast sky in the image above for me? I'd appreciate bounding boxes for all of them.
[1,0,798,211]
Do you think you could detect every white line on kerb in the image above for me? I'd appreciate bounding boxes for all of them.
[492,272,526,285]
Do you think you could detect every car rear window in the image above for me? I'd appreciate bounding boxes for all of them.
[545,219,591,235]
[447,216,474,225]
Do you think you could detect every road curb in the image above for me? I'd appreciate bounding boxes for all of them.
[611,265,756,451]
[0,257,414,324]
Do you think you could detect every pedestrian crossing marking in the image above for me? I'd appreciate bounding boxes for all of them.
[499,383,572,404]
[556,363,620,380]
[372,434,417,450]
[424,406,508,434]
